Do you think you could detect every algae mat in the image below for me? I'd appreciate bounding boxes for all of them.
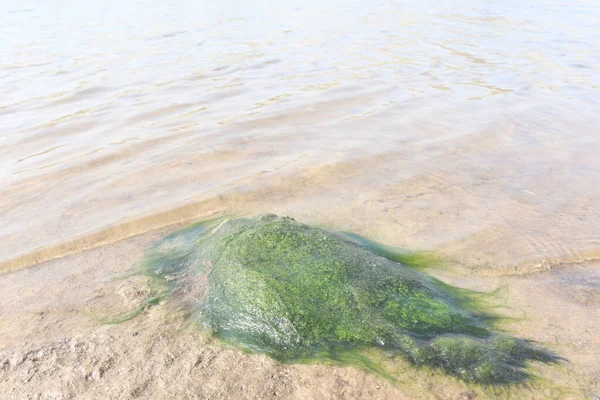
[133,214,555,384]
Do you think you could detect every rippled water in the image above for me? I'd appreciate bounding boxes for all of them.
[1,0,599,270]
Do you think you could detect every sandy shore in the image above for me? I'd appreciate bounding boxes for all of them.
[1,214,598,399]
[2,147,600,399]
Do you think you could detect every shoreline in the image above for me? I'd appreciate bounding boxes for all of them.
[1,223,598,399]
[3,207,599,278]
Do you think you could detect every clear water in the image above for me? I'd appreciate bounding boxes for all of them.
[1,0,599,269]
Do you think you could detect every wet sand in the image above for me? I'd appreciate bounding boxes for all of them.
[1,183,599,399]
[1,130,599,398]
[0,236,599,399]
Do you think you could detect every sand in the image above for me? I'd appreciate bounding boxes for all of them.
[1,183,599,398]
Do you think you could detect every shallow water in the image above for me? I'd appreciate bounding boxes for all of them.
[1,0,599,271]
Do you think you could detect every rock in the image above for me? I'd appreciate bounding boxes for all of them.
[139,214,556,384]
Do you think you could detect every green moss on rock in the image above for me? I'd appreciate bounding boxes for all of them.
[140,214,555,384]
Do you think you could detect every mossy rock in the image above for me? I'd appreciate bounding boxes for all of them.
[140,214,555,384]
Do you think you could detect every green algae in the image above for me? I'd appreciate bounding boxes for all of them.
[136,214,556,384]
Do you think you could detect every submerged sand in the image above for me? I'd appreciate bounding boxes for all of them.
[1,141,599,398]
[1,130,600,399]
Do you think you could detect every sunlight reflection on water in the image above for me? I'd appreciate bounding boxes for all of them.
[0,0,598,268]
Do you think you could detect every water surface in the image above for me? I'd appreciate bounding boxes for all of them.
[1,0,599,271]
